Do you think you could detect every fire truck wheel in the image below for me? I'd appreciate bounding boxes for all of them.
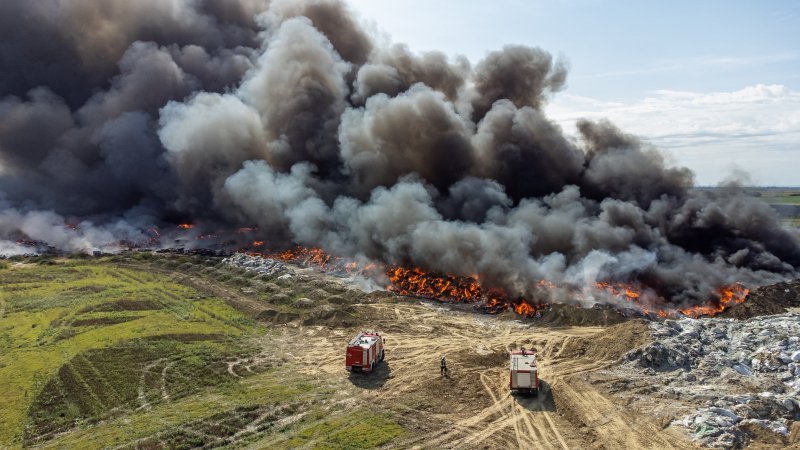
[380,350,385,362]
[370,361,375,372]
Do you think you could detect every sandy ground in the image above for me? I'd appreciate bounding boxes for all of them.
[280,301,696,449]
[132,261,698,448]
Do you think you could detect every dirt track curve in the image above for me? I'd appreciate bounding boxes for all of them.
[128,262,695,449]
[289,301,696,449]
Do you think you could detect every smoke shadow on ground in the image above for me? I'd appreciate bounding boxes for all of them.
[348,360,391,389]
[515,379,556,412]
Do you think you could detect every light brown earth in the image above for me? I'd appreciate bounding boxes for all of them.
[10,256,795,448]
[126,260,699,449]
[279,302,697,449]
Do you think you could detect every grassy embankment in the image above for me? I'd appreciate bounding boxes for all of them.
[0,256,403,448]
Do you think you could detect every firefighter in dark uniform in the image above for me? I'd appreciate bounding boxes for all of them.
[440,354,448,376]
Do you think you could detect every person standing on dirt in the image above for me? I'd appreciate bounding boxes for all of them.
[440,354,448,376]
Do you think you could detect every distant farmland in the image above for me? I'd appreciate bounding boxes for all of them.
[757,188,800,227]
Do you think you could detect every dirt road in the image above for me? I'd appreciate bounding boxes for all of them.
[287,301,695,449]
[129,259,695,448]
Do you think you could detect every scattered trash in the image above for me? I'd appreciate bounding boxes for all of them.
[624,313,799,448]
[223,253,287,276]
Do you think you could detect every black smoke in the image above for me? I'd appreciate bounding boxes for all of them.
[1,0,798,311]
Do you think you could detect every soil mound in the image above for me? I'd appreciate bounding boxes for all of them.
[557,320,651,361]
[536,303,629,327]
[301,305,358,327]
[722,279,800,319]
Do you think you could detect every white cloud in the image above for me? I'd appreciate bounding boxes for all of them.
[579,53,798,79]
[547,84,800,186]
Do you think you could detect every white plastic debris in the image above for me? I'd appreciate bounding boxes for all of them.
[623,312,800,449]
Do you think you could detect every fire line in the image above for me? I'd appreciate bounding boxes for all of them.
[246,245,747,319]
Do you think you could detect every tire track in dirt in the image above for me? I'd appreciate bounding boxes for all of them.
[455,372,517,448]
[399,344,574,449]
[362,302,688,449]
[115,261,692,449]
[436,372,516,446]
[137,360,159,410]
[545,357,692,450]
[537,400,570,450]
[159,361,175,401]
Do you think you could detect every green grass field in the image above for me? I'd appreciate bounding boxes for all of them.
[283,409,405,449]
[754,190,800,227]
[0,256,402,448]
[763,194,800,205]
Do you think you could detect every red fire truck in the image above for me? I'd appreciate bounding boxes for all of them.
[345,331,385,373]
[509,349,539,395]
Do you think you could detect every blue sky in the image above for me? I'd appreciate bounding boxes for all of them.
[347,0,800,186]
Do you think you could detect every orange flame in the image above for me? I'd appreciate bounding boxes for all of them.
[176,223,194,230]
[246,245,748,319]
[514,299,535,316]
[537,279,557,289]
[485,297,502,308]
[386,267,482,302]
[593,281,748,318]
[594,281,641,300]
[266,247,348,273]
[257,246,544,316]
[678,284,749,317]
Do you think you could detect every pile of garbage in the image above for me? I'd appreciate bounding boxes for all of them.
[722,280,800,319]
[624,313,799,448]
[222,253,288,277]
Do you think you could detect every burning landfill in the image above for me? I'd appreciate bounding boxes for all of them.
[0,0,800,316]
[0,0,798,447]
[1,0,797,317]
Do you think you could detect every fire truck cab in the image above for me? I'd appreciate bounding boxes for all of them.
[509,349,539,395]
[346,331,385,373]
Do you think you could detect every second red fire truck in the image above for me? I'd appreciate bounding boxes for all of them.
[509,348,539,395]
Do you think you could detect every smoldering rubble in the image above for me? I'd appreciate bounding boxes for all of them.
[0,0,798,310]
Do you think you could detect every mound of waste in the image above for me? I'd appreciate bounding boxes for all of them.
[624,314,799,448]
[222,253,287,276]
[722,279,800,319]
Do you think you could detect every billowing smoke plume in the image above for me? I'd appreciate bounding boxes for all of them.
[1,0,798,310]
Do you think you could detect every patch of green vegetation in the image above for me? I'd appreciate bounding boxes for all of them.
[762,194,800,205]
[39,368,324,449]
[780,216,800,227]
[79,298,161,312]
[1,256,380,448]
[285,409,405,449]
[0,260,257,445]
[25,337,254,441]
[128,404,284,449]
[69,315,142,327]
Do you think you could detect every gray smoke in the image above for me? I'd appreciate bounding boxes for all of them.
[469,45,568,121]
[1,0,798,311]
